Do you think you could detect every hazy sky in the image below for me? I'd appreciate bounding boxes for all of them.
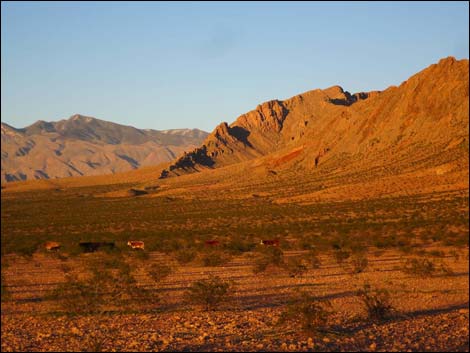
[1,1,468,132]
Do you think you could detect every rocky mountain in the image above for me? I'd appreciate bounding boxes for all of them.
[1,115,208,182]
[160,57,468,179]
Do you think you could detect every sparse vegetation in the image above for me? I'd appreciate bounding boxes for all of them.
[48,256,153,315]
[174,248,197,264]
[185,275,234,311]
[278,292,332,333]
[357,283,395,321]
[402,258,453,277]
[147,263,173,282]
[306,249,322,269]
[333,249,351,265]
[200,250,230,267]
[1,273,9,302]
[0,180,468,351]
[253,246,284,273]
[350,252,369,274]
[283,257,309,277]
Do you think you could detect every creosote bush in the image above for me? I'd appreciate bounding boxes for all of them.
[402,258,453,277]
[357,283,395,321]
[49,256,154,315]
[225,236,256,254]
[350,253,369,274]
[283,257,309,277]
[147,263,173,282]
[1,273,9,302]
[253,246,284,273]
[185,275,234,311]
[201,250,230,267]
[333,249,351,265]
[307,250,322,269]
[174,248,197,264]
[278,292,332,333]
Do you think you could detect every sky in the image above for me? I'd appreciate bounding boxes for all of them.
[1,1,469,132]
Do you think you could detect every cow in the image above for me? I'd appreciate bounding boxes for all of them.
[204,240,220,247]
[44,241,61,251]
[127,240,145,250]
[260,239,280,246]
[79,242,115,253]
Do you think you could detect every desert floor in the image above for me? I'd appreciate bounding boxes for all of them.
[2,246,468,352]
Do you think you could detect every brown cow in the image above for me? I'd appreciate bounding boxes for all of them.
[260,239,280,246]
[44,241,61,251]
[127,240,145,250]
[204,240,220,246]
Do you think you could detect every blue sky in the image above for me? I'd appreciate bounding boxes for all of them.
[1,1,469,132]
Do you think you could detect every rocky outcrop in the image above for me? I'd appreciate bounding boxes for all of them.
[160,100,290,178]
[161,56,469,178]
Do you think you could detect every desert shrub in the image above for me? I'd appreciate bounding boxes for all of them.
[449,250,460,261]
[428,250,446,258]
[357,283,395,321]
[436,260,454,275]
[174,248,197,264]
[50,251,69,262]
[225,237,256,254]
[278,292,332,333]
[306,250,322,269]
[59,264,72,274]
[333,249,351,265]
[402,258,437,277]
[129,248,150,261]
[49,258,152,315]
[97,253,129,270]
[185,275,234,311]
[201,251,230,267]
[1,273,9,302]
[283,257,309,277]
[147,263,173,282]
[350,253,369,274]
[14,241,40,259]
[49,273,100,314]
[253,246,284,273]
[299,239,314,250]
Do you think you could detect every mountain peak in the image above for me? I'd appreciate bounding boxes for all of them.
[68,114,95,123]
[160,56,469,179]
[323,85,345,97]
[437,56,457,65]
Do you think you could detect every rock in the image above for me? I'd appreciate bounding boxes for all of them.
[70,327,81,336]
[307,337,314,349]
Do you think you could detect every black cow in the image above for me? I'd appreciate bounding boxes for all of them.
[79,242,115,253]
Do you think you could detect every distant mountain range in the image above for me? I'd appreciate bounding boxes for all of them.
[1,115,208,182]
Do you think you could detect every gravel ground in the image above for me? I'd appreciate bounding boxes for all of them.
[1,248,469,352]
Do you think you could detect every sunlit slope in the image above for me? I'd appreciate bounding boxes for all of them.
[2,57,468,202]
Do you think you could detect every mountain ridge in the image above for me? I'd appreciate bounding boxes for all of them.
[159,56,468,179]
[1,115,208,182]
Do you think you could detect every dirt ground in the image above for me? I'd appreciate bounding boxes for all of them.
[2,247,468,352]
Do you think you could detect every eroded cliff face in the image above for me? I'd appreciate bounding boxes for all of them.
[160,57,468,179]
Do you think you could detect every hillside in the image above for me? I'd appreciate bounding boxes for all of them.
[1,115,208,182]
[160,57,468,184]
[2,57,468,202]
